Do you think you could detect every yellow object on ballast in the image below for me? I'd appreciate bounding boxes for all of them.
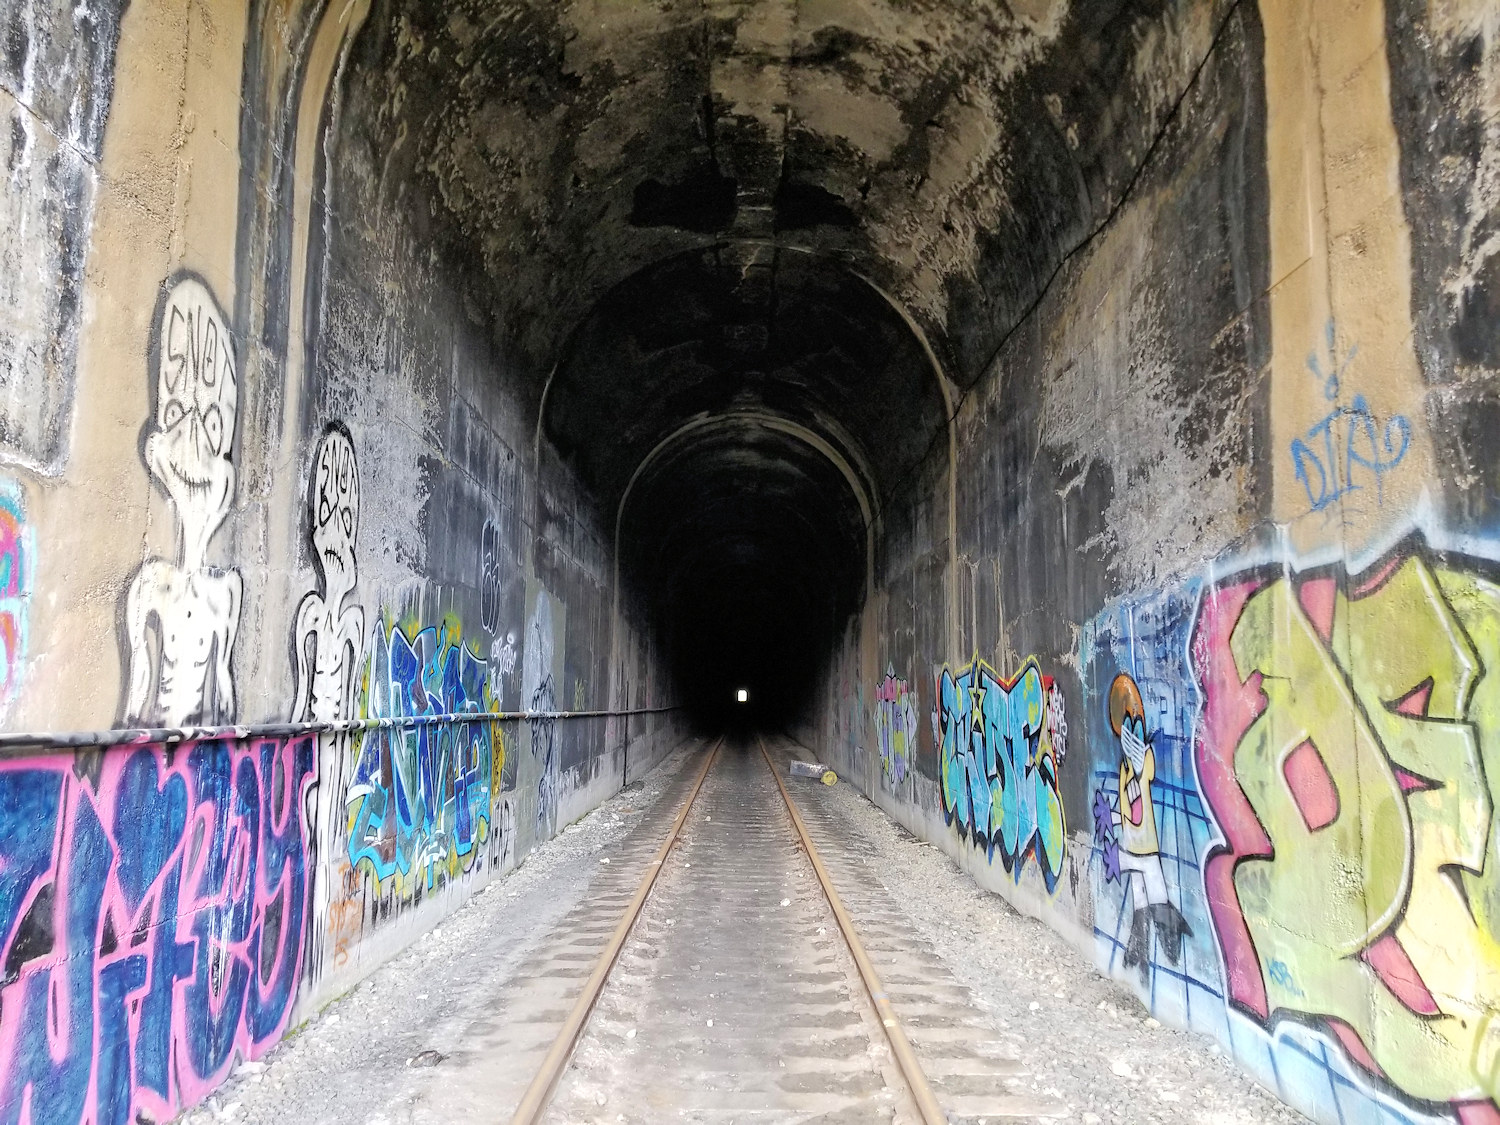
[821,770,837,786]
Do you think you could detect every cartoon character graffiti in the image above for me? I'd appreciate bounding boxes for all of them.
[1194,541,1500,1113]
[937,656,1067,891]
[873,665,918,791]
[293,425,364,726]
[291,424,366,980]
[122,276,241,726]
[1092,673,1191,980]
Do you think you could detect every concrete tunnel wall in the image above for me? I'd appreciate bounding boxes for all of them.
[0,0,1499,1123]
[803,5,1500,1125]
[0,0,691,1119]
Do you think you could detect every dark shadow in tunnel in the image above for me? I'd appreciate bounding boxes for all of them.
[543,245,947,731]
[622,422,867,730]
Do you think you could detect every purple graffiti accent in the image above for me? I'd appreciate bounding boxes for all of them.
[0,737,313,1125]
[1090,788,1112,845]
[1091,789,1124,881]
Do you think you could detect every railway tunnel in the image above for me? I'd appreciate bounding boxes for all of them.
[1,0,1499,1122]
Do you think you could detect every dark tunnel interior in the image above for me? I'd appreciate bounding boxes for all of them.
[545,246,948,729]
[334,0,1213,736]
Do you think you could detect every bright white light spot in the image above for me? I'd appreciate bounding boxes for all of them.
[736,688,749,703]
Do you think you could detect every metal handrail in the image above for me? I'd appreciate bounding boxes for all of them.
[0,705,685,754]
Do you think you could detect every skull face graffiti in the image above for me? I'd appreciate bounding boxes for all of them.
[147,278,238,562]
[1110,673,1159,856]
[310,425,359,594]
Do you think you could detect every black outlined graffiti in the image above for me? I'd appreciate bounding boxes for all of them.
[122,276,241,726]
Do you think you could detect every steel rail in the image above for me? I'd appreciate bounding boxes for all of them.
[508,736,724,1125]
[757,736,949,1125]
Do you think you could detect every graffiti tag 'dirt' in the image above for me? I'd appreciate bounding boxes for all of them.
[1290,394,1410,516]
[937,657,1066,892]
[348,622,499,894]
[0,738,312,1125]
[1195,546,1500,1111]
[873,665,918,790]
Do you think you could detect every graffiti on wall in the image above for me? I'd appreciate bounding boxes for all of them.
[291,424,366,980]
[1291,325,1411,519]
[122,276,241,726]
[0,477,31,712]
[293,425,364,726]
[523,591,559,836]
[479,518,519,701]
[1290,396,1411,518]
[1195,538,1500,1115]
[873,665,918,791]
[0,737,311,1124]
[1091,673,1192,980]
[480,520,504,634]
[935,656,1066,892]
[347,619,501,896]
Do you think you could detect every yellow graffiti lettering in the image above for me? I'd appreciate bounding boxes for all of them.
[1229,557,1500,1103]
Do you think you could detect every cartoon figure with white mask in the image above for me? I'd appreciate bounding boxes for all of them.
[1101,673,1191,979]
[122,277,242,727]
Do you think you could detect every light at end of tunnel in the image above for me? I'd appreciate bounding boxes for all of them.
[736,688,749,703]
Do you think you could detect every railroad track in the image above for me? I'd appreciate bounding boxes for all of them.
[500,736,1065,1124]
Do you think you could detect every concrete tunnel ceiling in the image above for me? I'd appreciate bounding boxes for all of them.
[328,0,1231,714]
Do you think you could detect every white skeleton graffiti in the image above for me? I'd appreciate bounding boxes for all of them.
[292,426,365,727]
[291,425,365,980]
[123,277,242,727]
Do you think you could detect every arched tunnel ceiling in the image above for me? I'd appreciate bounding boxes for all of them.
[543,246,942,518]
[346,0,1232,388]
[622,417,869,611]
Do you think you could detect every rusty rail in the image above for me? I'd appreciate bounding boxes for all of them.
[757,736,949,1125]
[507,736,724,1125]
